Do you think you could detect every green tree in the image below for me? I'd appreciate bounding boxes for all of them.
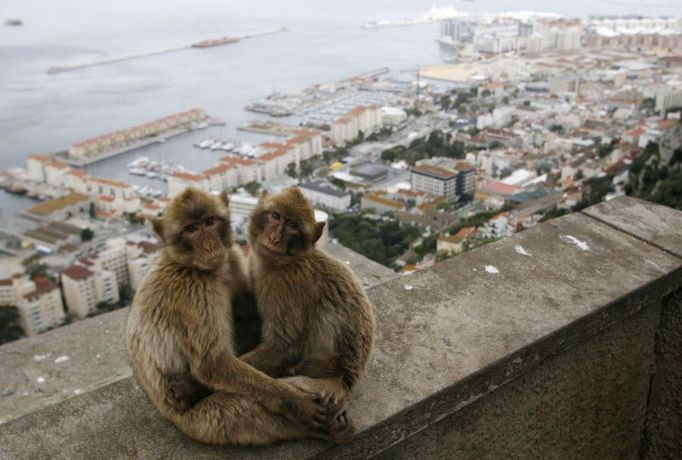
[286,162,298,179]
[299,159,315,178]
[244,181,261,196]
[81,228,94,241]
[0,306,25,344]
[88,202,96,219]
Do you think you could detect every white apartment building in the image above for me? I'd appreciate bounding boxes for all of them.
[64,169,91,194]
[61,265,119,319]
[167,172,210,198]
[0,275,66,336]
[411,165,459,203]
[474,21,521,54]
[26,155,51,182]
[330,105,382,145]
[479,211,516,239]
[655,84,682,114]
[87,177,136,200]
[126,240,161,291]
[44,161,71,187]
[78,237,130,290]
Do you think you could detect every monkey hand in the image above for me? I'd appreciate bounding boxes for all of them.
[164,372,211,412]
[268,388,333,432]
[282,375,342,413]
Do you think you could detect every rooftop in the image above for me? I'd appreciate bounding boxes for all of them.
[411,164,458,180]
[25,193,89,217]
[61,265,94,281]
[299,181,350,198]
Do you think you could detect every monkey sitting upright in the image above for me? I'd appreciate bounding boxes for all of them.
[126,187,351,445]
[238,187,375,412]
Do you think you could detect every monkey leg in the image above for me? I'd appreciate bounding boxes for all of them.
[281,376,350,414]
[169,391,353,445]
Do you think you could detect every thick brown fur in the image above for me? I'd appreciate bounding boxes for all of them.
[126,187,351,445]
[240,187,375,413]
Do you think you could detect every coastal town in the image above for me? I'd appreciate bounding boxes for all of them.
[1,11,682,342]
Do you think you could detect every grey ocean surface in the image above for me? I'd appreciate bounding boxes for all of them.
[1,0,679,214]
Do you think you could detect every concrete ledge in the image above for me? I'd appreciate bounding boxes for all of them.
[1,198,681,459]
[0,242,395,425]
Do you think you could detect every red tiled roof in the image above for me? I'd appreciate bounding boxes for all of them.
[24,277,58,300]
[0,279,13,287]
[172,172,205,182]
[203,163,233,176]
[62,265,94,281]
[411,164,458,180]
[47,161,70,170]
[28,154,51,162]
[67,169,89,177]
[98,195,115,202]
[482,181,521,196]
[89,177,131,188]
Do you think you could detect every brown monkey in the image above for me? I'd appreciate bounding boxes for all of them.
[240,187,375,412]
[126,187,351,445]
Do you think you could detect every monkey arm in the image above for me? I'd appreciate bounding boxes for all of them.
[239,319,308,377]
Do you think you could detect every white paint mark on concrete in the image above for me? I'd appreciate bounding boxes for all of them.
[96,354,101,359]
[514,245,531,256]
[645,259,667,274]
[403,284,414,291]
[344,260,351,265]
[33,354,48,361]
[484,265,499,274]
[36,377,45,384]
[54,355,70,364]
[22,391,29,396]
[74,389,83,395]
[560,234,590,251]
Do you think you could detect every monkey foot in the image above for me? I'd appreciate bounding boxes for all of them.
[311,410,355,444]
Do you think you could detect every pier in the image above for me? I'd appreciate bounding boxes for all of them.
[47,27,287,75]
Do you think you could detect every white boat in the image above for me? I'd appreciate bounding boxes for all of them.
[129,167,146,176]
[146,172,158,179]
[197,139,214,149]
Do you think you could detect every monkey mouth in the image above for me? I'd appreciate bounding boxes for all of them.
[257,241,286,255]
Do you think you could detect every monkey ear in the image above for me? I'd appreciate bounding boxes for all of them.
[258,190,269,203]
[289,187,305,199]
[219,191,230,207]
[152,217,165,241]
[312,221,325,244]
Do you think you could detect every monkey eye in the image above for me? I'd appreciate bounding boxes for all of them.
[205,217,215,226]
[271,211,281,221]
[184,223,197,233]
[286,221,298,230]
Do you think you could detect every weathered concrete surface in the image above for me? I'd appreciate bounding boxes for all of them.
[0,309,129,425]
[374,298,660,460]
[643,289,682,459]
[583,196,682,257]
[322,241,397,289]
[0,243,394,426]
[1,205,680,459]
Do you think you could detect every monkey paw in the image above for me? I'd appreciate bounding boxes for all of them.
[164,373,211,412]
[312,410,355,444]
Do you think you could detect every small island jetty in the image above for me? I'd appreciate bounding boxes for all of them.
[57,108,223,167]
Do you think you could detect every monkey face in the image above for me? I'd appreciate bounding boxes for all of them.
[255,208,302,256]
[179,214,227,270]
[153,188,232,271]
[249,188,324,259]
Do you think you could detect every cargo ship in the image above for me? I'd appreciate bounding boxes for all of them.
[191,36,240,48]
